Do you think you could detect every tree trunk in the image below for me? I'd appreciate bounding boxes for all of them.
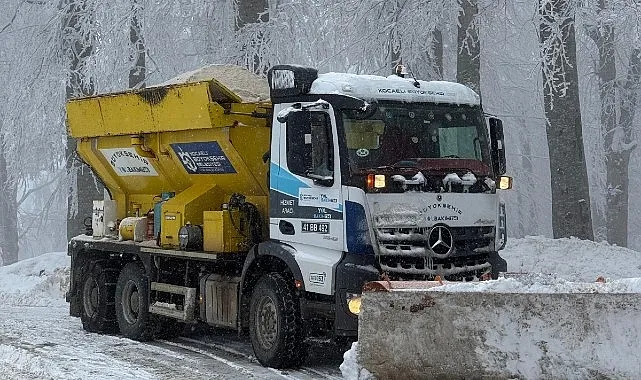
[586,0,619,244]
[237,0,269,26]
[236,0,268,74]
[432,28,444,80]
[538,0,594,240]
[456,0,480,93]
[0,132,19,265]
[129,0,146,89]
[605,48,641,246]
[586,0,640,247]
[388,0,402,73]
[61,0,102,241]
[516,118,536,237]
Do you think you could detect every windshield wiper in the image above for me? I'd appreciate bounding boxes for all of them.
[392,160,418,168]
[374,160,418,170]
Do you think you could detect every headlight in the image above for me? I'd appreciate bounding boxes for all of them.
[498,176,513,190]
[374,175,385,188]
[347,293,362,315]
[366,174,386,190]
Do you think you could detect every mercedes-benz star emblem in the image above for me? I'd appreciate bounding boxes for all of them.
[428,225,454,258]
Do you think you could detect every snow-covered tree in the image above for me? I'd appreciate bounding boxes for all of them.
[60,0,103,241]
[538,0,594,240]
[0,1,68,264]
[582,0,641,247]
[3,0,641,265]
[457,0,480,92]
[129,0,146,88]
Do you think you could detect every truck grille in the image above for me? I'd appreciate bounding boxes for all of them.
[375,226,495,280]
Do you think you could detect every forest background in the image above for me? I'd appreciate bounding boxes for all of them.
[0,0,639,266]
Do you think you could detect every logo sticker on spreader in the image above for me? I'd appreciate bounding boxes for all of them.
[101,148,158,176]
[171,142,236,174]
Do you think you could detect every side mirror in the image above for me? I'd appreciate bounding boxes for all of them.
[489,117,506,176]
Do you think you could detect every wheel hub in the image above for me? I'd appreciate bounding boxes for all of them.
[122,280,140,325]
[82,278,99,317]
[256,295,278,349]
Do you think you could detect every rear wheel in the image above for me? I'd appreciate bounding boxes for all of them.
[249,273,307,368]
[115,262,155,341]
[80,261,119,333]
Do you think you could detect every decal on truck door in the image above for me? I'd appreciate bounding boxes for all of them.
[298,188,341,209]
[270,192,343,220]
[269,162,343,220]
[170,141,236,174]
[101,148,158,176]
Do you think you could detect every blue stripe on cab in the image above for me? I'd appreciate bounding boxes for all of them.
[345,201,374,256]
[270,162,310,198]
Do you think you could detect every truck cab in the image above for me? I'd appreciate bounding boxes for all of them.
[266,64,509,335]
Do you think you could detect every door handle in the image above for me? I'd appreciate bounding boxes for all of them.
[279,220,295,235]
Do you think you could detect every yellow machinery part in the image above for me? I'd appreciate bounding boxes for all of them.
[203,210,248,253]
[66,68,272,250]
[160,183,223,248]
[119,217,148,242]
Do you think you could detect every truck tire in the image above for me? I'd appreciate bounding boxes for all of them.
[249,272,307,368]
[80,261,119,333]
[115,262,155,341]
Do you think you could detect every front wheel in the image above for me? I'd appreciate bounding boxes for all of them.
[249,273,307,368]
[115,262,155,341]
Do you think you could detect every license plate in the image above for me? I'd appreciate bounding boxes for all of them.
[301,222,329,234]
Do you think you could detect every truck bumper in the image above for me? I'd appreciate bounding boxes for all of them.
[333,253,379,337]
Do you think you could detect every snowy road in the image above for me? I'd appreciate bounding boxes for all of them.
[4,237,641,379]
[0,302,344,380]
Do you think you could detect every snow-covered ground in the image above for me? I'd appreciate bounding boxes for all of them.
[1,236,640,379]
[0,252,342,379]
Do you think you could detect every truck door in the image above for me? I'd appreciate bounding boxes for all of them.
[269,103,344,293]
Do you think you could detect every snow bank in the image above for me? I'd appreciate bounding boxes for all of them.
[502,235,641,282]
[426,235,641,294]
[0,252,69,306]
[339,343,375,380]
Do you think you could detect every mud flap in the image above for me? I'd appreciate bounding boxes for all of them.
[357,283,641,379]
[488,251,507,278]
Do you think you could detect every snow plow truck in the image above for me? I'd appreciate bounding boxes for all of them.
[65,64,511,369]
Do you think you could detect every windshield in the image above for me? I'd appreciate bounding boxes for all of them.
[342,103,490,171]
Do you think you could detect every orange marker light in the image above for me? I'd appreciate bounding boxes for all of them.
[367,174,375,189]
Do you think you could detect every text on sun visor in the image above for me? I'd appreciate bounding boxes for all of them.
[377,88,454,96]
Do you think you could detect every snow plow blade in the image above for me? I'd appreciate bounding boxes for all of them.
[357,280,641,379]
